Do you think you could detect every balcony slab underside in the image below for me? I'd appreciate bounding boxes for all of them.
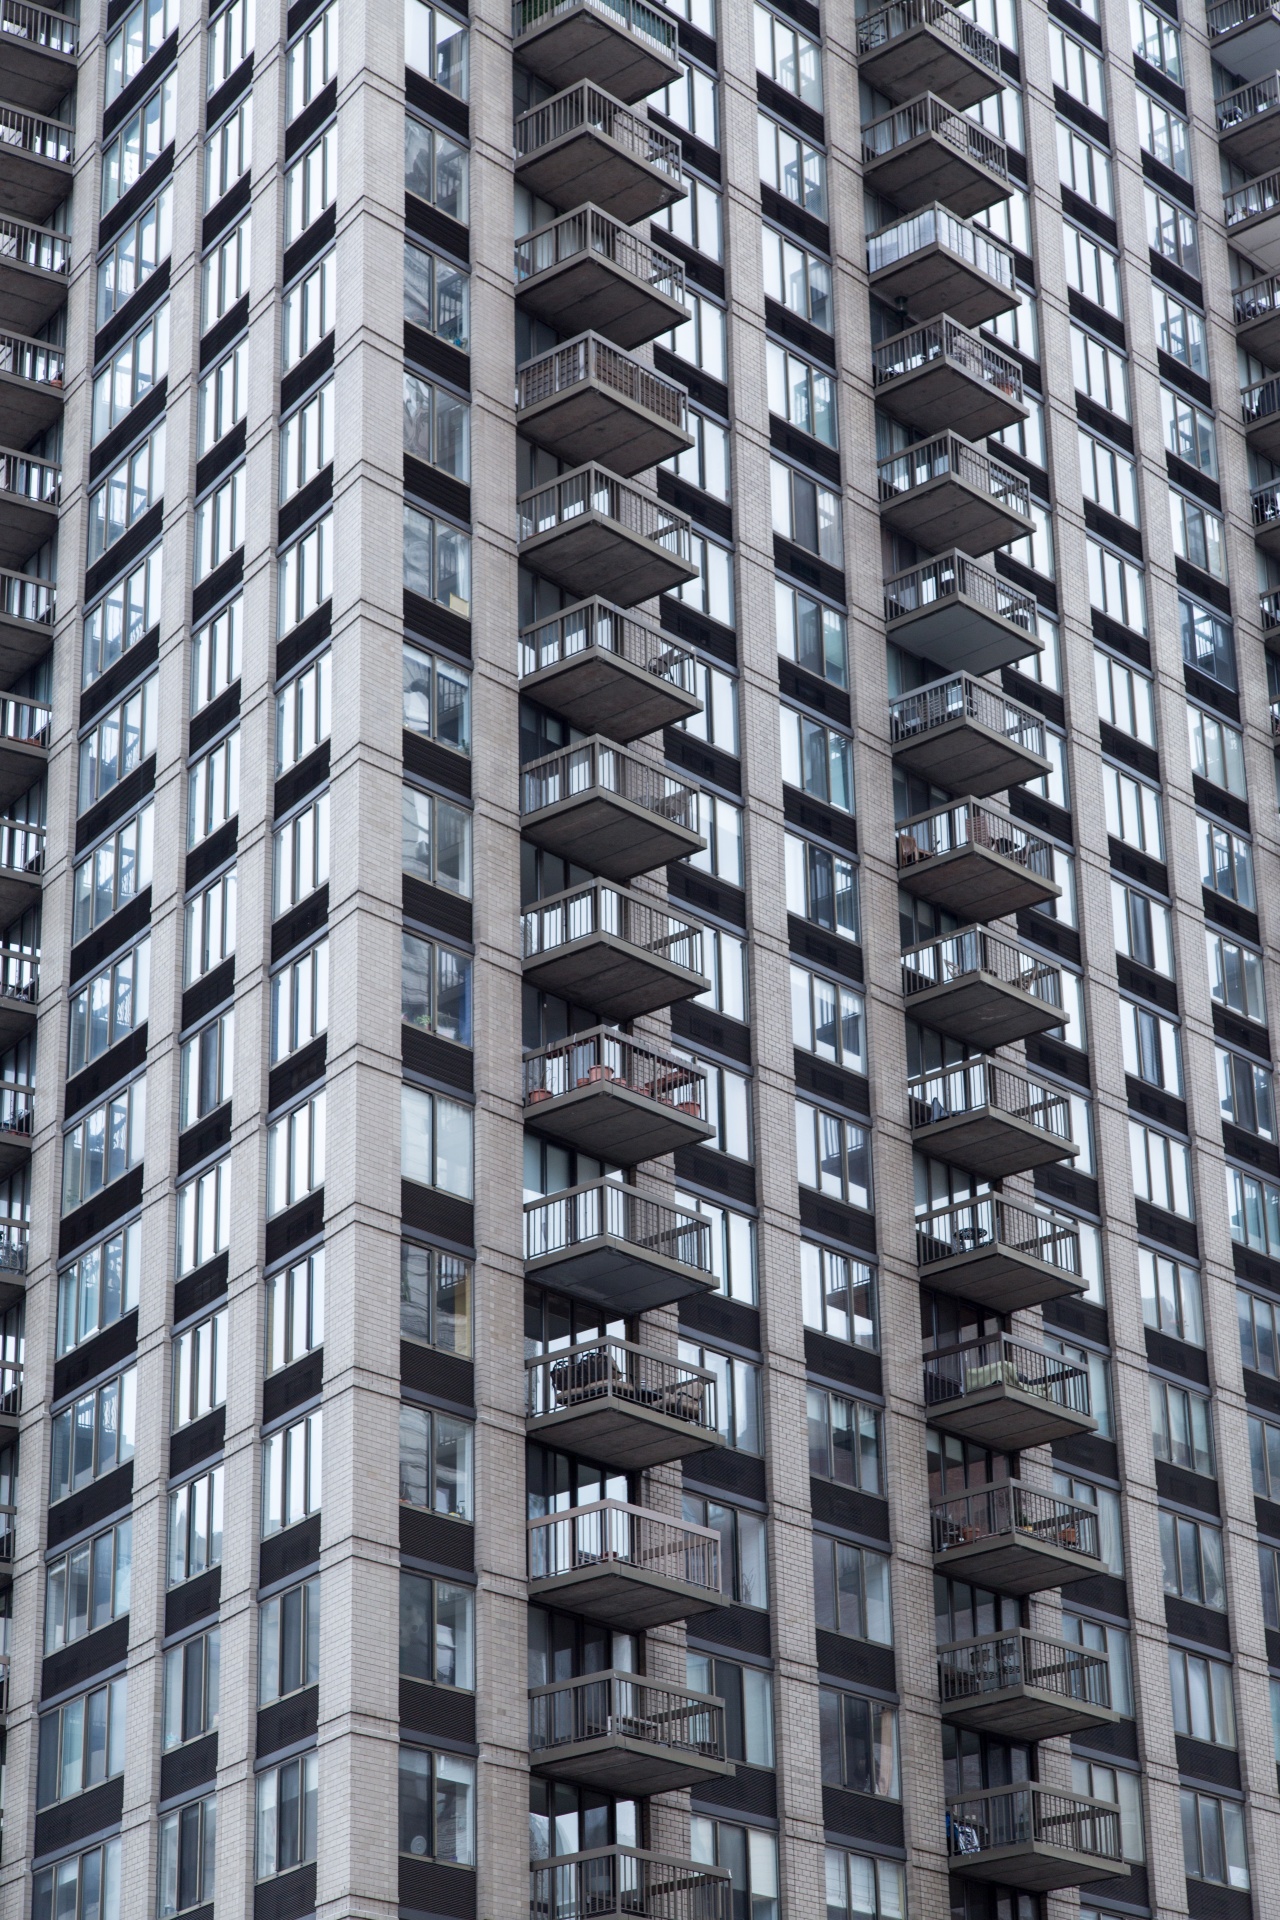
[0,1132,30,1180]
[1229,201,1280,272]
[1213,14,1280,83]
[876,357,1026,442]
[517,251,686,350]
[0,869,40,929]
[905,972,1061,1047]
[911,1107,1075,1179]
[1256,504,1280,554]
[519,379,693,476]
[0,739,45,811]
[934,1531,1105,1596]
[0,366,62,443]
[524,932,707,1023]
[528,1392,724,1471]
[531,1731,732,1796]
[524,1080,713,1163]
[0,253,66,335]
[1245,406,1280,460]
[0,148,70,226]
[0,492,56,570]
[859,29,1001,110]
[516,131,682,223]
[519,513,697,605]
[526,1234,716,1316]
[527,1563,719,1631]
[880,473,1030,557]
[521,649,700,740]
[864,135,1009,219]
[3,40,77,115]
[918,1243,1086,1315]
[870,245,1017,328]
[949,1841,1126,1893]
[1239,301,1280,360]
[888,591,1041,675]
[515,10,680,104]
[1219,106,1280,171]
[891,717,1048,796]
[0,1272,23,1313]
[897,842,1058,919]
[521,789,703,881]
[926,1380,1096,1452]
[0,609,53,686]
[941,1681,1118,1743]
[0,996,35,1056]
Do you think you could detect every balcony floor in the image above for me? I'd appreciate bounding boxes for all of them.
[524,932,707,1023]
[1219,107,1280,172]
[528,1391,725,1471]
[3,42,77,115]
[524,1078,714,1163]
[934,1530,1105,1597]
[859,29,1002,110]
[517,131,683,224]
[870,245,1018,328]
[905,972,1062,1048]
[526,1232,716,1316]
[918,1242,1086,1315]
[942,1682,1118,1743]
[1256,508,1280,556]
[1212,13,1280,81]
[891,715,1049,796]
[522,647,701,741]
[518,250,687,350]
[519,512,698,606]
[888,591,1042,676]
[528,1562,720,1631]
[0,1132,31,1181]
[515,9,680,104]
[519,379,693,477]
[949,1843,1127,1894]
[0,149,72,227]
[1239,306,1280,363]
[880,472,1031,557]
[1246,409,1280,462]
[0,738,46,812]
[864,134,1010,219]
[0,366,64,444]
[897,840,1059,920]
[875,357,1026,442]
[0,608,53,688]
[927,1380,1096,1453]
[0,493,57,571]
[0,255,67,336]
[522,788,704,882]
[911,1106,1076,1179]
[1229,202,1280,274]
[0,997,35,1057]
[531,1731,734,1797]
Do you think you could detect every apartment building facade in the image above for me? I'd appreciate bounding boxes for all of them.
[5,0,1280,1914]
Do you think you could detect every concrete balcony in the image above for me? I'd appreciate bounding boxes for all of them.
[868,203,1018,326]
[1225,168,1280,272]
[947,1784,1126,1891]
[0,566,52,682]
[518,464,697,605]
[522,879,708,1022]
[0,817,42,926]
[524,1180,716,1314]
[530,1671,732,1796]
[1253,478,1280,553]
[0,1504,13,1585]
[0,328,62,443]
[0,1083,32,1177]
[0,216,69,333]
[902,926,1064,1048]
[516,204,686,348]
[873,315,1026,441]
[1208,0,1280,81]
[0,948,36,1053]
[0,1358,19,1437]
[527,1499,722,1628]
[520,597,701,740]
[1217,71,1280,168]
[514,81,684,221]
[0,694,46,810]
[1242,373,1280,460]
[896,797,1059,919]
[940,1629,1115,1741]
[890,672,1048,796]
[1236,272,1280,360]
[522,1027,713,1162]
[931,1481,1105,1594]
[924,1333,1095,1452]
[521,736,703,879]
[529,1848,731,1920]
[862,93,1009,218]
[878,432,1032,556]
[1263,586,1280,632]
[527,1335,722,1469]
[517,332,692,476]
[915,1195,1086,1313]
[857,0,1003,108]
[512,0,680,105]
[908,1057,1077,1178]
[885,550,1042,675]
[0,447,57,566]
[0,2,77,113]
[0,106,72,223]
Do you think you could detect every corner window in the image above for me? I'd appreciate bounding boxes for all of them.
[185,867,237,986]
[45,1519,132,1653]
[262,1410,322,1535]
[812,1534,891,1645]
[162,1626,219,1747]
[266,1250,324,1374]
[267,1091,326,1216]
[255,1753,318,1879]
[37,1679,128,1806]
[400,1569,475,1688]
[801,1243,876,1349]
[62,1080,147,1215]
[807,1387,882,1494]
[271,937,328,1063]
[158,1795,216,1916]
[401,785,472,896]
[404,0,468,97]
[403,642,470,750]
[402,930,471,1045]
[176,1156,231,1275]
[171,1306,228,1429]
[404,503,471,617]
[401,1243,472,1353]
[192,597,242,713]
[259,1576,319,1704]
[398,1403,473,1519]
[404,373,470,483]
[168,1465,223,1585]
[819,1688,900,1798]
[68,940,150,1081]
[398,1748,476,1865]
[796,1102,872,1210]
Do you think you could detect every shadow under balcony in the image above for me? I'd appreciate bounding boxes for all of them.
[873,316,1026,441]
[878,433,1032,556]
[862,94,1009,218]
[0,1223,26,1312]
[1217,72,1280,168]
[0,107,72,223]
[525,1181,716,1315]
[0,217,70,334]
[0,330,63,444]
[517,333,692,476]
[0,568,53,683]
[947,1784,1126,1891]
[527,1336,722,1469]
[908,1057,1077,1178]
[523,1029,713,1162]
[885,550,1042,675]
[0,695,47,810]
[858,0,1003,109]
[924,1333,1095,1451]
[1236,273,1280,360]
[1208,0,1280,84]
[514,81,684,222]
[0,1359,20,1439]
[902,926,1063,1047]
[0,3,77,113]
[1242,373,1280,460]
[521,735,703,879]
[530,1848,731,1920]
[527,1500,722,1628]
[1253,479,1280,553]
[0,949,35,1056]
[890,672,1048,796]
[512,0,680,104]
[0,448,58,567]
[520,598,701,740]
[915,1195,1086,1313]
[1225,170,1280,272]
[0,817,42,927]
[530,1671,733,1796]
[868,203,1018,327]
[0,1085,33,1178]
[896,797,1059,919]
[939,1630,1116,1742]
[522,879,708,1021]
[516,206,687,349]
[518,465,697,605]
[931,1481,1105,1594]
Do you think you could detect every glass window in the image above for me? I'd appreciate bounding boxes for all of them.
[205,94,252,209]
[771,459,843,565]
[657,286,727,380]
[404,372,470,482]
[775,581,846,686]
[767,340,836,446]
[1095,651,1154,744]
[1181,1789,1249,1888]
[1189,707,1245,796]
[101,74,175,213]
[1150,1377,1213,1475]
[398,1747,476,1865]
[807,1387,883,1494]
[193,464,245,581]
[679,1339,762,1452]
[266,1250,324,1374]
[276,653,331,777]
[654,173,723,261]
[1218,1047,1274,1140]
[1169,1647,1236,1747]
[812,1534,891,1645]
[401,1084,474,1199]
[1062,1609,1133,1716]
[61,1081,147,1216]
[280,382,334,501]
[796,1102,872,1210]
[187,730,239,846]
[404,0,468,96]
[762,228,831,329]
[98,183,172,326]
[185,867,237,986]
[1139,1249,1203,1345]
[176,1156,231,1275]
[670,532,735,628]
[1132,0,1181,76]
[400,1243,472,1354]
[283,250,336,370]
[824,1849,905,1920]
[779,706,853,809]
[278,512,333,635]
[402,931,471,1045]
[404,503,471,617]
[1171,492,1227,581]
[84,546,162,686]
[1111,880,1173,976]
[1180,596,1235,687]
[401,786,472,897]
[285,126,336,244]
[691,1820,778,1920]
[405,115,468,222]
[1074,1760,1145,1862]
[1064,225,1121,314]
[197,338,248,456]
[168,1465,223,1585]
[1051,25,1106,109]
[67,940,150,1080]
[1057,122,1112,213]
[1153,287,1207,376]
[405,241,470,350]
[259,1576,320,1704]
[683,1493,768,1608]
[801,1244,876,1349]
[255,1753,319,1879]
[758,111,825,217]
[1230,1172,1280,1263]
[208,0,252,93]
[34,1841,123,1920]
[1146,187,1199,275]
[261,1410,322,1535]
[755,3,821,106]
[58,1222,143,1358]
[171,1307,228,1429]
[402,643,470,750]
[202,214,251,331]
[1162,386,1216,476]
[157,1793,216,1917]
[192,597,242,712]
[87,424,165,565]
[1071,325,1129,419]
[1120,998,1182,1095]
[1130,1120,1192,1217]
[687,1653,773,1766]
[400,1569,475,1688]
[1197,815,1254,907]
[105,0,178,101]
[1207,930,1264,1023]
[1079,429,1139,524]
[162,1627,219,1747]
[267,1091,326,1216]
[1160,1509,1225,1608]
[45,1519,132,1654]
[399,1403,473,1519]
[274,792,330,915]
[92,305,170,444]
[37,1679,128,1806]
[1104,765,1163,856]
[673,1193,756,1304]
[287,3,335,119]
[785,831,858,940]
[1088,539,1145,633]
[271,937,328,1064]
[1138,90,1189,175]
[819,1689,901,1798]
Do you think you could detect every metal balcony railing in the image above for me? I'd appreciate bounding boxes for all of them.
[516,205,685,301]
[528,1334,717,1429]
[0,448,58,507]
[1209,0,1280,36]
[0,1086,32,1137]
[513,0,678,61]
[0,697,48,747]
[1243,375,1280,431]
[0,215,69,275]
[938,1629,1111,1712]
[1272,697,1280,738]
[515,80,682,181]
[1235,273,1280,326]
[529,1498,720,1591]
[0,1651,8,1712]
[890,672,1043,755]
[525,1180,713,1276]
[518,464,693,561]
[1253,479,1280,531]
[523,1028,708,1117]
[520,597,697,693]
[867,203,1016,288]
[0,948,36,1003]
[1218,71,1280,131]
[530,1846,732,1920]
[0,1224,26,1273]
[0,0,77,54]
[0,567,53,627]
[915,1194,1082,1275]
[1225,167,1280,229]
[932,1480,1100,1560]
[908,1058,1072,1142]
[873,315,1023,405]
[0,1504,13,1560]
[0,330,62,388]
[947,1784,1123,1867]
[530,1670,726,1762]
[896,797,1052,876]
[0,820,42,876]
[518,332,689,430]
[862,92,1007,178]
[858,0,1001,75]
[1261,588,1280,628]
[0,1360,21,1417]
[0,105,72,163]
[522,735,700,831]
[522,880,705,975]
[884,550,1036,632]
[878,432,1030,516]
[924,1333,1090,1416]
[901,925,1062,1007]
